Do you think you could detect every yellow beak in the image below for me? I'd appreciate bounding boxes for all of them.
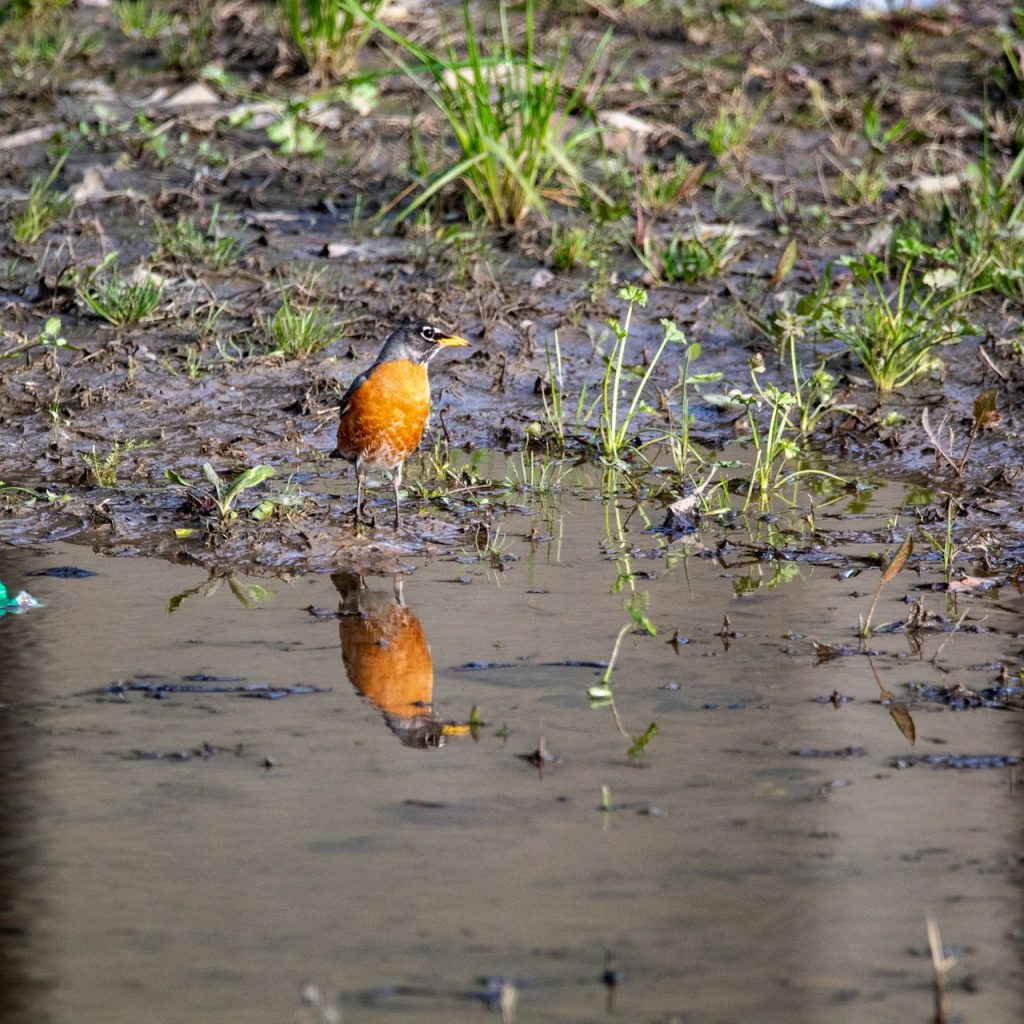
[437,334,470,347]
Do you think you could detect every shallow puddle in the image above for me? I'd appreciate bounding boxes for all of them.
[1,478,1022,1024]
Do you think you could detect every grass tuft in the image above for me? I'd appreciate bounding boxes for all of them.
[345,0,613,226]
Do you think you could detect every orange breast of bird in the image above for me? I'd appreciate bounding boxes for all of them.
[339,603,434,716]
[336,359,431,470]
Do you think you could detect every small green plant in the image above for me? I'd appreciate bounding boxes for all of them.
[130,111,174,163]
[1,316,79,359]
[168,573,277,613]
[283,0,386,82]
[265,102,325,158]
[347,0,613,225]
[666,337,721,475]
[861,92,911,154]
[77,253,165,326]
[531,331,597,449]
[155,205,244,268]
[638,154,704,213]
[266,294,346,357]
[550,223,606,272]
[773,311,840,437]
[658,227,735,283]
[597,287,678,466]
[694,89,771,162]
[503,449,565,495]
[836,163,886,207]
[821,255,973,393]
[113,0,173,40]
[165,464,276,524]
[587,589,659,759]
[81,438,152,487]
[6,6,96,69]
[732,355,844,508]
[12,158,71,244]
[941,148,1024,303]
[919,496,959,583]
[158,3,211,71]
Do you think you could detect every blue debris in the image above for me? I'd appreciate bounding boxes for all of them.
[30,566,97,578]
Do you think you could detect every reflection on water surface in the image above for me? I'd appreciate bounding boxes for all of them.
[0,482,1021,1024]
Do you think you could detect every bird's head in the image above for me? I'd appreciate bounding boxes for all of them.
[381,321,470,365]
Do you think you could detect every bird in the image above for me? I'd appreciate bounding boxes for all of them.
[332,572,461,748]
[333,321,468,530]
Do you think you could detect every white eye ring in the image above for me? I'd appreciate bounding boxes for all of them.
[420,325,436,341]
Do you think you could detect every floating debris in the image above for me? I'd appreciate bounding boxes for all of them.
[666,630,689,654]
[894,754,1022,770]
[518,736,560,769]
[907,682,1022,710]
[793,746,867,758]
[812,691,853,705]
[811,640,866,662]
[95,677,329,700]
[29,566,97,578]
[125,741,228,761]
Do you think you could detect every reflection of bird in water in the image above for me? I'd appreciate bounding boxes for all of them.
[332,572,457,749]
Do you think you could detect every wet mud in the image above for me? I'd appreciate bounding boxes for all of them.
[1,4,1024,576]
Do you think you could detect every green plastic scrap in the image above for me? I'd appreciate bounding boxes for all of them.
[0,581,44,617]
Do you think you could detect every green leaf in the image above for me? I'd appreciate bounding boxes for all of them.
[221,465,276,511]
[627,722,658,759]
[228,578,275,607]
[165,469,190,488]
[250,498,276,522]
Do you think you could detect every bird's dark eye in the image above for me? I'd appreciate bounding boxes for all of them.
[420,325,436,342]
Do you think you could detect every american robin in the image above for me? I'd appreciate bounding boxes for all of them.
[332,572,461,748]
[333,321,468,530]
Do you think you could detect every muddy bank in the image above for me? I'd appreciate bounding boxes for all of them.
[1,1,1023,579]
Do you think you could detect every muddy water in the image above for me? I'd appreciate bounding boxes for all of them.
[1,481,1022,1024]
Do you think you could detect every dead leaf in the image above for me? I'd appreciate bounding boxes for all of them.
[879,535,913,586]
[972,388,998,430]
[889,704,916,745]
[767,237,798,291]
[162,82,221,108]
[946,575,1003,593]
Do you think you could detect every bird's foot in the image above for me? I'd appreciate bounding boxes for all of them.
[351,501,375,530]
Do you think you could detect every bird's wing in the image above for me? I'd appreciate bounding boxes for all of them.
[337,369,371,417]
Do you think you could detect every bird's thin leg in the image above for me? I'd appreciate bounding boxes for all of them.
[392,462,403,531]
[354,465,366,529]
